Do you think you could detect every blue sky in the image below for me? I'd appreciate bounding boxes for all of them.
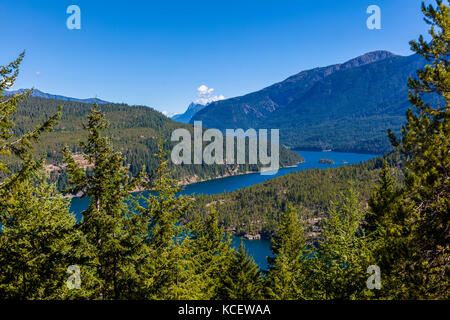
[0,0,434,114]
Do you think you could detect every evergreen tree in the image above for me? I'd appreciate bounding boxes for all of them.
[219,241,263,300]
[135,141,196,299]
[308,188,371,299]
[63,105,145,299]
[0,176,84,299]
[0,52,82,299]
[0,52,61,195]
[265,204,308,300]
[388,0,449,299]
[142,141,190,249]
[188,206,235,299]
[366,163,414,298]
[366,162,402,234]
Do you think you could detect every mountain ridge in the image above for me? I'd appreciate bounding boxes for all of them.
[5,88,111,105]
[11,95,303,190]
[193,50,399,125]
[191,50,430,154]
[171,102,207,123]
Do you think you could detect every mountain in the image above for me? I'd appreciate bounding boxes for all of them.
[12,96,303,190]
[6,89,110,104]
[172,102,207,123]
[191,51,433,154]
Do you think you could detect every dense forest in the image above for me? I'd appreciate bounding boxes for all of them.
[9,96,302,191]
[0,1,448,300]
[187,152,404,238]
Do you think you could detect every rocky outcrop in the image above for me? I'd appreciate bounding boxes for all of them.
[243,234,261,240]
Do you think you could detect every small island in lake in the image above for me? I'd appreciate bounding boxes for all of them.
[319,159,335,164]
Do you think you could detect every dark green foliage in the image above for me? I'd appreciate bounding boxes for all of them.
[0,56,61,194]
[0,53,82,299]
[306,188,372,299]
[63,105,147,299]
[265,204,309,299]
[365,163,415,299]
[0,176,83,299]
[133,142,198,299]
[1,1,448,301]
[384,0,450,299]
[11,96,302,191]
[219,242,263,300]
[140,141,190,249]
[188,156,389,237]
[366,163,404,234]
[187,206,235,299]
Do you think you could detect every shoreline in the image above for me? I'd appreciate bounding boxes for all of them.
[64,149,380,200]
[64,160,305,199]
[178,160,304,186]
[293,147,382,156]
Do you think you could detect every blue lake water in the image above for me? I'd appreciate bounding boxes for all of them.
[69,150,377,270]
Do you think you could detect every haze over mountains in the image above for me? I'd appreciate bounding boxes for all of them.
[190,51,432,154]
[171,102,206,123]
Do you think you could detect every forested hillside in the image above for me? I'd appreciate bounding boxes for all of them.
[187,152,404,238]
[0,0,447,301]
[10,96,303,190]
[192,51,439,154]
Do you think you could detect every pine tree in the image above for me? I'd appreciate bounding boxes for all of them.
[63,105,145,299]
[388,0,449,299]
[141,140,190,249]
[0,52,61,196]
[135,141,197,299]
[188,206,235,299]
[366,163,414,298]
[219,241,263,300]
[0,176,84,299]
[308,188,372,299]
[366,162,402,234]
[265,204,308,300]
[0,52,82,299]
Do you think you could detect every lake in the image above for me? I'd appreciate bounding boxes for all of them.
[69,150,377,270]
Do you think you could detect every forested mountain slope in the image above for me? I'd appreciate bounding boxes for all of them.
[187,152,404,238]
[10,96,303,190]
[192,51,435,154]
